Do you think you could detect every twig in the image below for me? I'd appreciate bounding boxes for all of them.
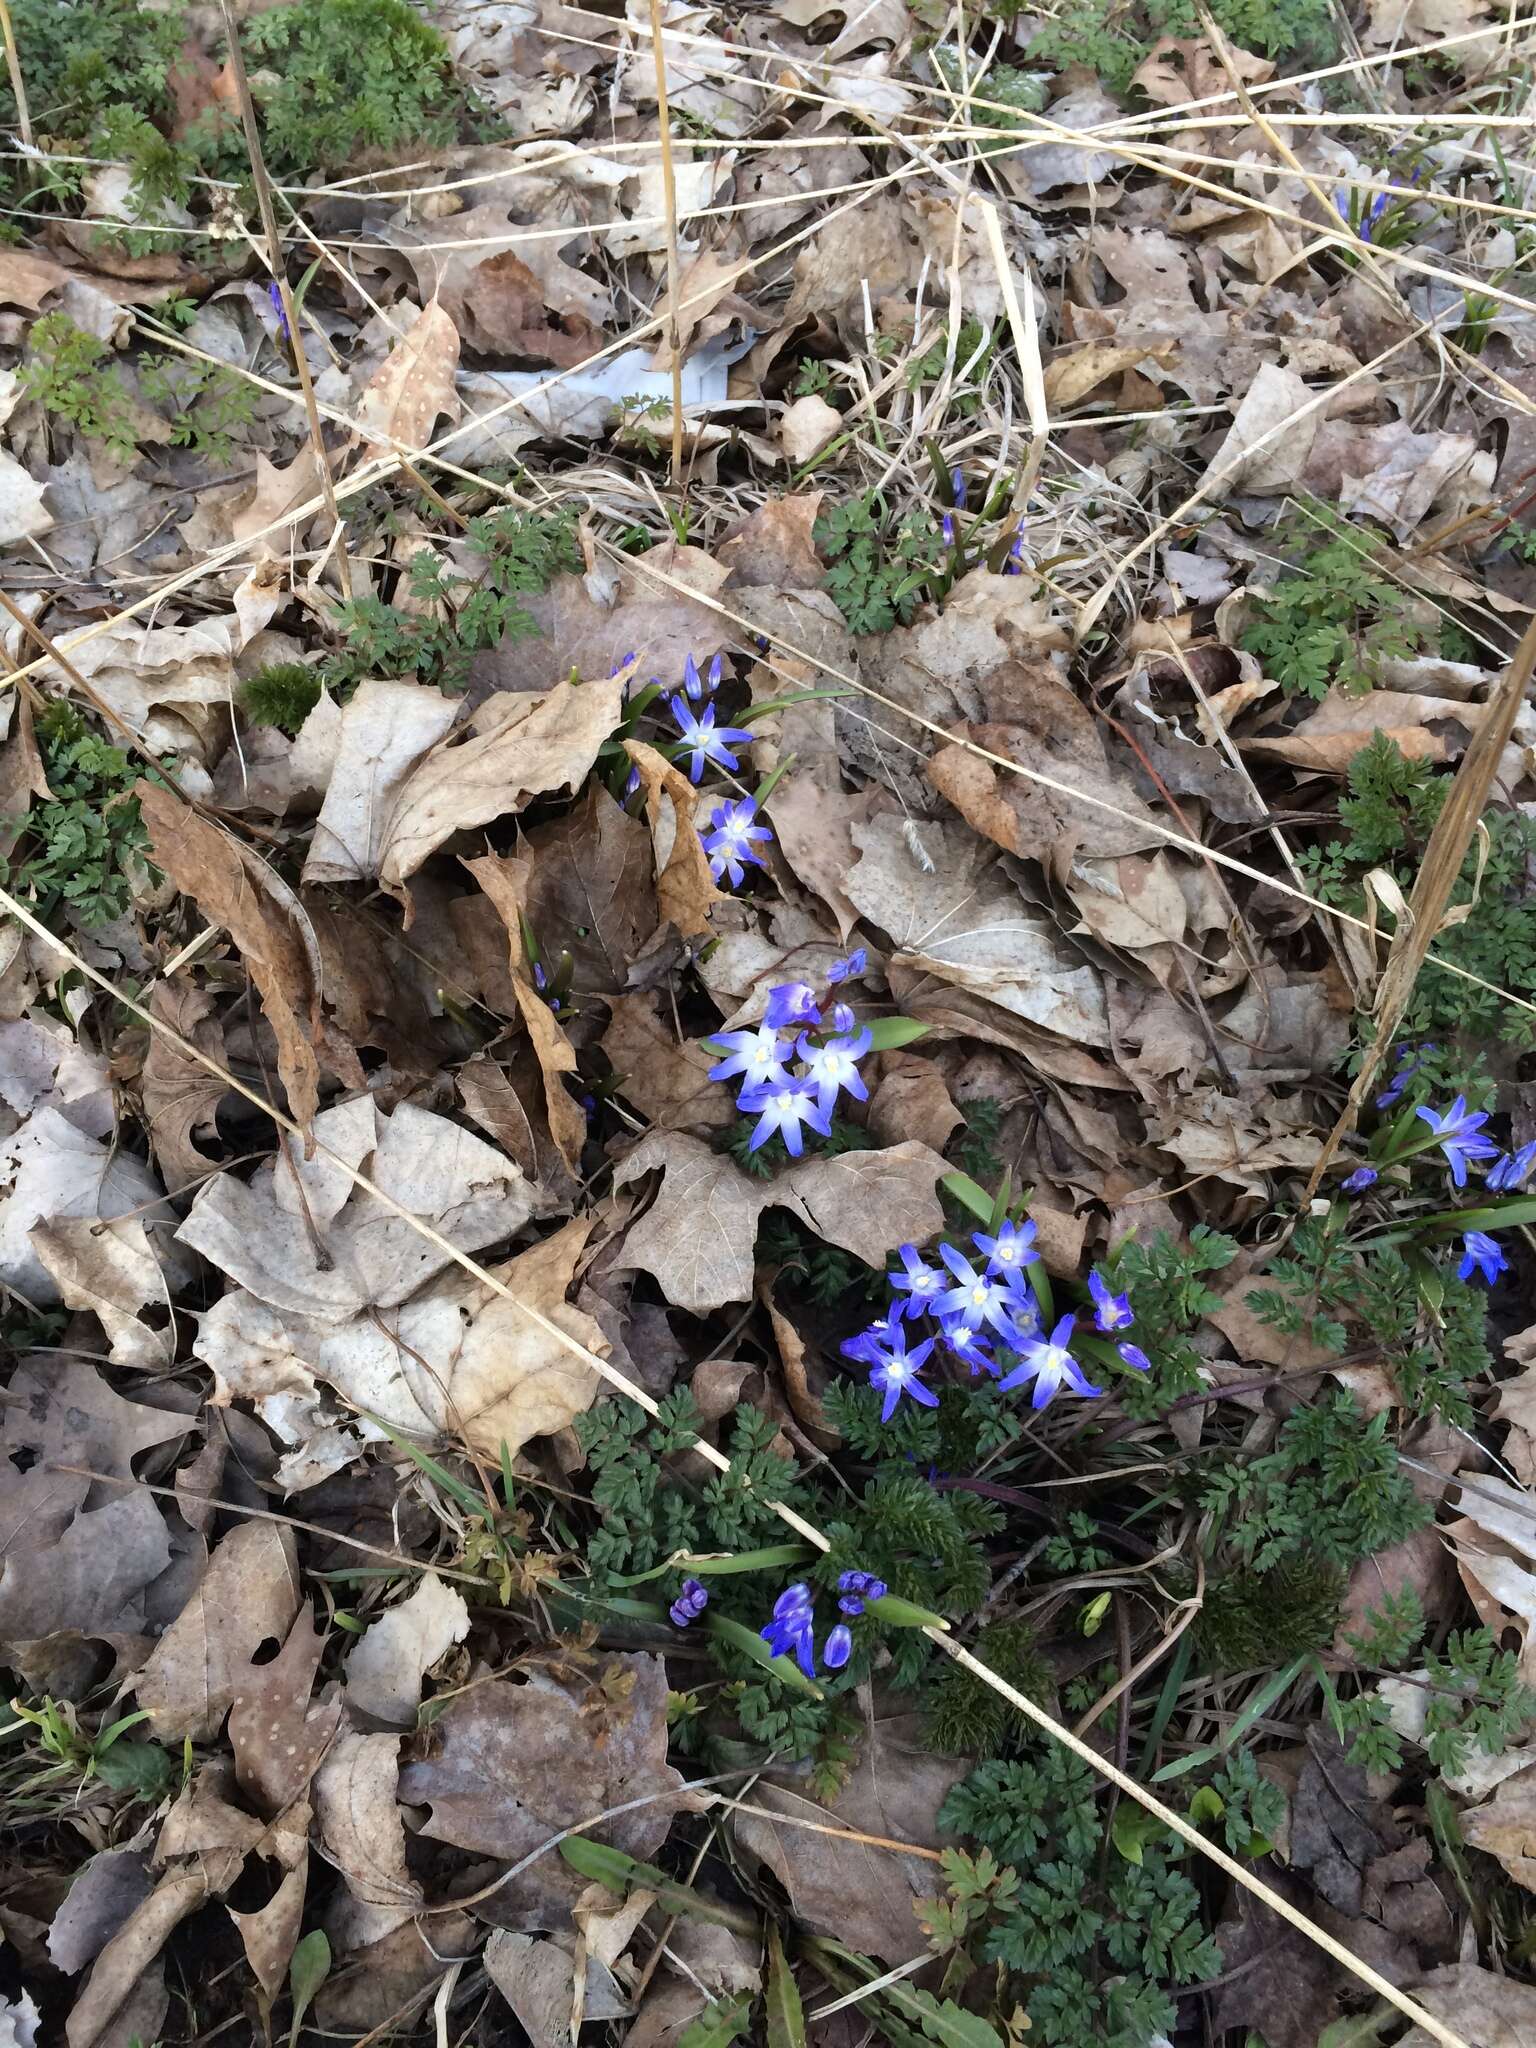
[0,0,30,148]
[644,0,687,484]
[216,0,353,599]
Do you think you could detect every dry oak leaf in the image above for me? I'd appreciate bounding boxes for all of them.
[1399,1965,1536,2048]
[601,992,736,1135]
[378,673,626,896]
[355,298,461,460]
[229,1604,342,1818]
[613,1130,949,1312]
[138,783,325,1128]
[777,393,841,465]
[344,1574,471,1726]
[520,783,658,999]
[717,493,824,590]
[0,453,51,546]
[134,1521,300,1742]
[623,738,724,939]
[465,849,589,1174]
[398,1652,699,1922]
[28,1215,176,1369]
[648,247,755,365]
[308,1215,606,1457]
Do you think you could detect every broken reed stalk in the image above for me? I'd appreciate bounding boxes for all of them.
[1303,605,1536,1200]
[216,0,353,600]
[645,0,687,484]
[0,875,1475,2048]
[0,0,30,148]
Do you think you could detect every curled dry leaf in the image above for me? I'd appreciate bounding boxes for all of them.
[139,783,326,1128]
[313,1729,422,1930]
[845,818,1109,1047]
[138,978,228,1188]
[344,1574,471,1725]
[601,992,737,1134]
[0,1104,168,1303]
[613,1129,949,1311]
[623,738,724,939]
[310,1216,606,1458]
[134,1522,301,1742]
[378,674,626,896]
[465,849,590,1174]
[28,1215,177,1369]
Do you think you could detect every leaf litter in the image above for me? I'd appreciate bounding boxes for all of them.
[2,1,1536,2045]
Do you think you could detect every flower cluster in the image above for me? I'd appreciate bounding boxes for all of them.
[1345,1074,1535,1289]
[843,1218,1149,1420]
[669,1577,708,1627]
[760,1582,851,1677]
[708,955,871,1157]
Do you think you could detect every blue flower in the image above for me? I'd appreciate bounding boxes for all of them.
[951,467,967,511]
[1335,184,1391,242]
[708,1023,792,1093]
[827,949,867,985]
[267,278,290,339]
[935,1243,1034,1343]
[824,1623,853,1669]
[739,1076,833,1157]
[798,1024,872,1117]
[840,1314,904,1366]
[764,981,823,1031]
[890,1243,945,1318]
[1342,1165,1379,1193]
[1457,1230,1508,1285]
[623,764,642,801]
[941,512,957,547]
[1377,1042,1436,1111]
[1414,1095,1498,1188]
[1117,1342,1151,1373]
[1087,1268,1134,1333]
[669,1578,708,1626]
[1003,519,1028,574]
[703,795,773,887]
[761,1582,816,1674]
[828,1000,857,1035]
[680,652,725,700]
[939,1315,997,1376]
[973,1218,1038,1277]
[997,1313,1102,1409]
[867,1324,939,1421]
[668,695,752,783]
[837,1569,887,1616]
[1488,1141,1536,1193]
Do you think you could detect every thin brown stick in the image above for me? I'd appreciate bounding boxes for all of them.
[645,0,686,484]
[1303,608,1536,1199]
[216,0,353,599]
[0,0,30,148]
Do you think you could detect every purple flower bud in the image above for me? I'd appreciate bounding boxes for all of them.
[669,1578,708,1626]
[268,279,290,339]
[824,1624,853,1669]
[941,512,956,547]
[1342,1165,1378,1193]
[829,1001,857,1035]
[1117,1342,1151,1373]
[950,467,967,511]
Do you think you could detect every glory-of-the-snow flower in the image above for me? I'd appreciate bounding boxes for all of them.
[703,795,773,887]
[1087,1268,1134,1333]
[708,1022,792,1094]
[997,1313,1102,1408]
[1414,1096,1498,1188]
[866,1322,939,1421]
[798,1024,873,1117]
[1458,1230,1508,1285]
[738,1076,833,1157]
[668,695,752,783]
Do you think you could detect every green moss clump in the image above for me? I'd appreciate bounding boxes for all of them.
[240,663,323,735]
[924,1620,1053,1755]
[1197,1557,1344,1671]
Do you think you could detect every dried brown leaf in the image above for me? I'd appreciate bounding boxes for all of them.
[138,783,325,1128]
[623,738,724,939]
[612,1130,949,1311]
[355,298,461,460]
[378,674,626,895]
[133,1522,301,1741]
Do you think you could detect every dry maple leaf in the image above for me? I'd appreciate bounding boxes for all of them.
[612,1130,949,1311]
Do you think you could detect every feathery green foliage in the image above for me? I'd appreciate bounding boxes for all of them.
[0,702,157,927]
